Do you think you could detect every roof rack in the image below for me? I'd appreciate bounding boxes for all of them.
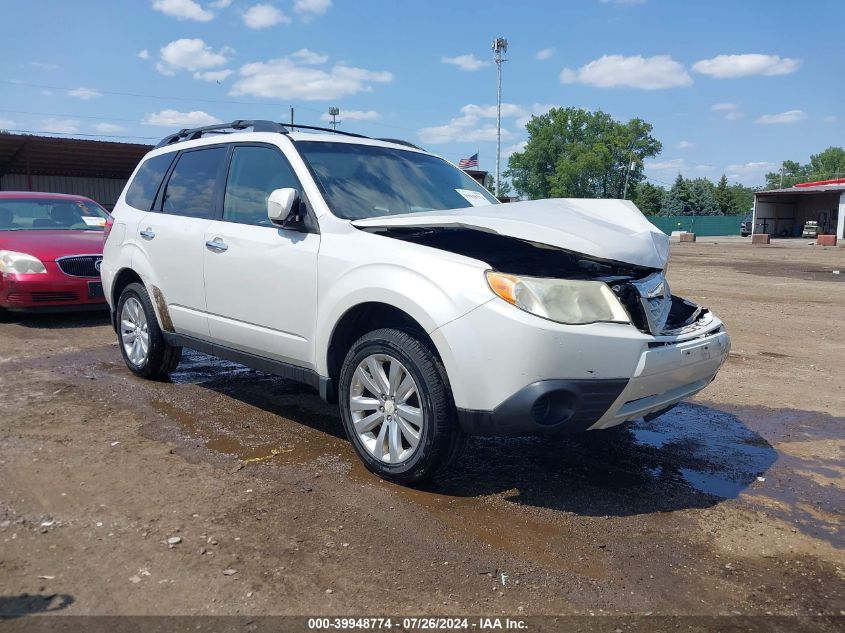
[153,119,421,150]
[376,137,425,150]
[286,124,370,139]
[155,120,288,149]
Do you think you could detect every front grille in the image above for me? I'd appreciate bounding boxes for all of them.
[31,291,79,302]
[612,272,671,335]
[57,256,101,278]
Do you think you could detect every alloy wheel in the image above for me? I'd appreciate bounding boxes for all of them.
[349,353,424,464]
[120,296,150,366]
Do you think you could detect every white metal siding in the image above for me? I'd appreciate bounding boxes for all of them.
[0,174,127,209]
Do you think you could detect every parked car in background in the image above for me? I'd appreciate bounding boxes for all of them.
[102,120,730,484]
[740,211,753,237]
[0,192,110,313]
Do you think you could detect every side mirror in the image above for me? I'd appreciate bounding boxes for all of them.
[267,188,301,226]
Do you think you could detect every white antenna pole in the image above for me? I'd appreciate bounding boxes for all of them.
[493,37,508,198]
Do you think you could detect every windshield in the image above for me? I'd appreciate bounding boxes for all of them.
[0,199,109,231]
[296,141,498,220]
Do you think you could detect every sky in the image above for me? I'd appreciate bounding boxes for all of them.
[1,0,842,188]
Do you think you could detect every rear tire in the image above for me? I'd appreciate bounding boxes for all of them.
[338,328,465,484]
[116,282,182,379]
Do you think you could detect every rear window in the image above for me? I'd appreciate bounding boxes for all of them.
[125,153,175,211]
[0,199,109,231]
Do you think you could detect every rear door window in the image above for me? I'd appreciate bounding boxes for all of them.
[161,147,226,218]
[125,153,174,211]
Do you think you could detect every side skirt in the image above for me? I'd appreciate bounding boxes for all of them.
[162,332,324,392]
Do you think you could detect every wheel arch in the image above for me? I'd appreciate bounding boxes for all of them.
[323,302,444,403]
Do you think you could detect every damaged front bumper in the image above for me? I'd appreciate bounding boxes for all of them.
[432,294,730,437]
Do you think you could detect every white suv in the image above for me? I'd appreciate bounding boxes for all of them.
[102,120,730,483]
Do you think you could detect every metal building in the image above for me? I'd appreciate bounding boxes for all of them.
[0,133,151,210]
[753,178,845,241]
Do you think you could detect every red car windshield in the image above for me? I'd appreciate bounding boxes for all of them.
[0,199,109,231]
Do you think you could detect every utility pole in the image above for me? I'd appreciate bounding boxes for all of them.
[780,163,785,188]
[493,37,508,197]
[290,106,294,127]
[328,107,340,131]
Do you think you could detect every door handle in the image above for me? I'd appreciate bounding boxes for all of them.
[205,238,228,253]
[140,228,155,240]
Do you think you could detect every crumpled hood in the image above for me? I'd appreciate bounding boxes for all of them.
[352,198,670,270]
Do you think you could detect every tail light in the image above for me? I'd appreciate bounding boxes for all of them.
[103,215,114,244]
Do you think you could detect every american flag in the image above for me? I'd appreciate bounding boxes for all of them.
[458,153,479,169]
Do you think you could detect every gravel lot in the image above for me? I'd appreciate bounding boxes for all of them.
[1,239,843,618]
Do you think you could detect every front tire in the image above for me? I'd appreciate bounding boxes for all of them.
[116,282,182,379]
[338,328,465,484]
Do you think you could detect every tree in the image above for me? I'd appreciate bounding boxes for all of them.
[764,147,845,189]
[633,182,665,215]
[808,147,845,180]
[662,174,690,215]
[687,178,720,215]
[714,174,732,215]
[484,174,512,196]
[505,107,662,200]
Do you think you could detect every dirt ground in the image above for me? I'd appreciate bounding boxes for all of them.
[0,239,843,619]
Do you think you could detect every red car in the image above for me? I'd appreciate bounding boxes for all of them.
[0,191,110,313]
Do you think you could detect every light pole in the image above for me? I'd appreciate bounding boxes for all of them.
[493,37,508,197]
[328,107,340,131]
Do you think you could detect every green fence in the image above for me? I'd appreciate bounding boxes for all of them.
[647,214,744,236]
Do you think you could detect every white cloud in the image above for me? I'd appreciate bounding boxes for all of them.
[242,3,290,28]
[677,140,695,150]
[30,62,59,70]
[693,54,801,79]
[138,49,150,60]
[293,0,331,15]
[561,54,692,90]
[193,69,233,82]
[93,122,124,134]
[0,118,16,129]
[824,115,839,124]
[418,103,526,144]
[503,140,527,158]
[230,53,392,100]
[156,38,231,75]
[725,161,778,183]
[289,48,328,65]
[319,109,380,122]
[42,118,80,134]
[142,109,222,127]
[210,0,232,7]
[152,0,214,22]
[646,158,685,171]
[755,109,806,125]
[711,102,743,120]
[418,102,556,145]
[535,48,555,61]
[67,87,101,100]
[442,54,488,72]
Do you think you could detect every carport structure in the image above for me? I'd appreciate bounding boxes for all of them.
[753,179,845,241]
[0,133,151,209]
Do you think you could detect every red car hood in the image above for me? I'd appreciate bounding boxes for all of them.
[0,230,104,262]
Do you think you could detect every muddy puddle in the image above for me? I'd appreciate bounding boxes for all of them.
[140,350,844,553]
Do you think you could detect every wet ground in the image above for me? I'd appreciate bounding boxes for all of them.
[0,241,843,618]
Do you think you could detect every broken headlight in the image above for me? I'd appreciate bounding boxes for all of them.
[485,271,630,325]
